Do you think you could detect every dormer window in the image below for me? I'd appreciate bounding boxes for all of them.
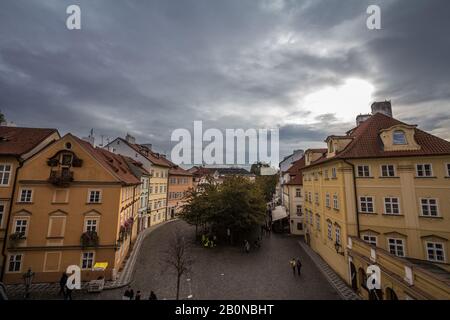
[61,153,73,166]
[393,131,407,145]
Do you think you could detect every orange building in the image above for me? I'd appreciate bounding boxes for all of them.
[0,127,60,281]
[167,165,193,218]
[2,134,141,284]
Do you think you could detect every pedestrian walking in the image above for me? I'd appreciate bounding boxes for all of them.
[59,272,68,297]
[135,291,141,300]
[122,286,133,300]
[244,240,250,253]
[148,291,157,300]
[289,258,296,276]
[296,258,302,276]
[64,285,73,300]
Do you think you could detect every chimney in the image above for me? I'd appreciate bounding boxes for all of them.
[125,133,136,144]
[371,101,393,117]
[356,114,372,126]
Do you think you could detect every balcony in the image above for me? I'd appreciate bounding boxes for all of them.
[49,170,74,187]
[81,231,99,248]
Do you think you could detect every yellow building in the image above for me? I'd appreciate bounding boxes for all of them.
[302,104,450,299]
[2,134,141,284]
[0,126,60,281]
[106,137,171,227]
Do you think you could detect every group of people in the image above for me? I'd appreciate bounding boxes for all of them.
[289,258,302,276]
[122,286,157,300]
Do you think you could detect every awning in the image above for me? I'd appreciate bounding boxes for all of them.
[93,262,108,271]
[272,206,288,222]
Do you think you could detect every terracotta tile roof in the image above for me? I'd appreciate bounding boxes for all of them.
[169,165,192,176]
[117,138,171,167]
[285,157,305,185]
[0,126,58,156]
[307,113,450,168]
[74,135,141,185]
[188,166,213,177]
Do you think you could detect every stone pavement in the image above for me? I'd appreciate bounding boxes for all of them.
[4,219,177,299]
[297,240,361,300]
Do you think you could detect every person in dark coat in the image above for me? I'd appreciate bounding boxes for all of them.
[296,258,302,276]
[149,291,157,300]
[59,272,68,297]
[135,291,141,300]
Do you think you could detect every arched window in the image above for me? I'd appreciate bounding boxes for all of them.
[393,130,407,145]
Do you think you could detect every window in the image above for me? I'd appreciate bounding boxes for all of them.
[8,254,22,272]
[315,215,321,231]
[421,198,439,217]
[360,196,374,213]
[325,193,330,208]
[416,164,433,177]
[335,226,341,245]
[296,205,302,215]
[81,252,94,269]
[331,168,337,179]
[88,190,102,203]
[61,153,73,166]
[363,235,377,246]
[333,194,339,210]
[14,219,28,234]
[388,238,405,257]
[85,219,98,232]
[324,169,329,179]
[426,242,445,262]
[297,223,303,231]
[19,189,33,203]
[314,193,319,204]
[0,164,12,186]
[309,212,313,225]
[357,165,371,177]
[381,165,396,177]
[384,197,400,215]
[295,188,301,198]
[393,130,407,145]
[327,222,333,240]
[446,163,450,177]
[0,202,5,228]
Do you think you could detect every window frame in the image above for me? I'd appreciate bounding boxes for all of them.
[387,238,406,257]
[18,188,33,203]
[327,221,333,240]
[420,198,440,217]
[7,253,23,273]
[425,241,446,263]
[380,164,396,177]
[359,196,375,213]
[0,163,13,186]
[357,165,371,178]
[84,217,99,233]
[87,189,102,204]
[13,217,29,236]
[362,234,377,246]
[393,130,407,145]
[81,252,95,270]
[416,164,433,177]
[384,197,401,215]
[0,201,6,228]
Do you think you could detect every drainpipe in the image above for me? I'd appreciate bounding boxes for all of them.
[1,157,24,282]
[343,159,360,238]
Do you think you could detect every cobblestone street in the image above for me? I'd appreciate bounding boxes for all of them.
[88,220,340,300]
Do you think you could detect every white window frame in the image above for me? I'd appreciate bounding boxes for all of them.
[331,168,337,179]
[84,218,99,233]
[445,163,450,177]
[327,221,333,240]
[416,164,433,177]
[18,188,33,203]
[387,238,405,257]
[325,193,330,208]
[0,163,12,186]
[425,241,446,263]
[357,165,371,177]
[384,197,400,215]
[13,217,29,236]
[359,196,375,213]
[393,130,407,145]
[295,188,301,198]
[333,194,339,210]
[0,201,6,228]
[420,198,440,217]
[7,253,23,273]
[87,189,102,204]
[81,252,95,270]
[335,226,341,245]
[362,235,377,246]
[315,215,321,231]
[380,164,396,177]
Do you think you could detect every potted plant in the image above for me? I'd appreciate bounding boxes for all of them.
[81,231,99,248]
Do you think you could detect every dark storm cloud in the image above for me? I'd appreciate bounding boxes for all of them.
[0,0,449,162]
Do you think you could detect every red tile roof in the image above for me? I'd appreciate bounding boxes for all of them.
[285,157,305,185]
[0,126,58,156]
[74,135,141,185]
[307,113,450,167]
[118,138,171,167]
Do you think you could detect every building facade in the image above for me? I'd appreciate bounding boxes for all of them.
[106,136,170,227]
[167,166,193,219]
[0,127,60,280]
[302,103,450,299]
[283,158,306,235]
[2,134,141,284]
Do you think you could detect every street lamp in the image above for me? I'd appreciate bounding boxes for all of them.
[23,268,35,300]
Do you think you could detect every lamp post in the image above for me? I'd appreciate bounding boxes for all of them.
[23,268,35,300]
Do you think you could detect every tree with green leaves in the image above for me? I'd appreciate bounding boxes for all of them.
[0,111,6,124]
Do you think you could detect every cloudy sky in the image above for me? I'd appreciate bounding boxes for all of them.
[1,0,449,165]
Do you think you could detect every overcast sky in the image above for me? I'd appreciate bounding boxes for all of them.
[1,0,449,165]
